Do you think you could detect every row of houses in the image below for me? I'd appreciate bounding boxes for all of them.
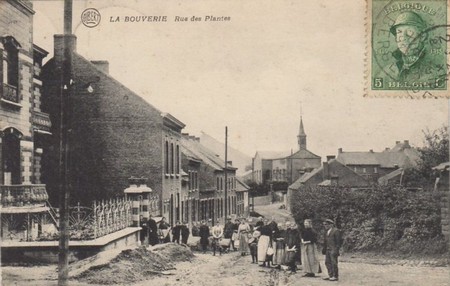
[0,0,249,242]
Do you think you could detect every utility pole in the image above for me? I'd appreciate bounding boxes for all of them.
[224,127,228,220]
[58,0,73,285]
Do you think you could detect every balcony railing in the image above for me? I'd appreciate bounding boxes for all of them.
[32,111,52,131]
[0,184,49,208]
[1,83,19,103]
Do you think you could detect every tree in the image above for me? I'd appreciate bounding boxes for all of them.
[404,126,448,188]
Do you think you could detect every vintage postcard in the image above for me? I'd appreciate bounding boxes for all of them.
[367,0,450,97]
[0,0,449,285]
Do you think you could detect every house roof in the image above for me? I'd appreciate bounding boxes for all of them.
[433,162,450,171]
[236,178,250,192]
[180,135,236,172]
[288,167,322,190]
[337,145,420,168]
[289,149,321,159]
[318,180,331,186]
[255,151,291,160]
[378,168,404,185]
[336,152,380,165]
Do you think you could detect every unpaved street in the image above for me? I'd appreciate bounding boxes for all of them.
[2,246,449,286]
[132,252,449,286]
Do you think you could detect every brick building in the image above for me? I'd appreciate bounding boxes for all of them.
[41,34,185,224]
[286,157,369,211]
[336,140,420,183]
[252,116,321,185]
[0,0,56,241]
[180,134,238,224]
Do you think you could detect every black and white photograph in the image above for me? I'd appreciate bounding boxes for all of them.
[0,0,449,285]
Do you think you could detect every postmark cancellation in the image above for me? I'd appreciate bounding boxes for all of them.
[366,0,450,98]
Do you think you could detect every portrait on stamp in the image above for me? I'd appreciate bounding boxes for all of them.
[371,0,448,92]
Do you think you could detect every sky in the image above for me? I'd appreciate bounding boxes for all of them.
[32,0,449,159]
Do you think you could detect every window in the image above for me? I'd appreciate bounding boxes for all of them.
[2,36,20,103]
[194,172,198,189]
[217,177,220,190]
[363,168,366,174]
[374,167,378,174]
[170,143,174,174]
[188,171,192,190]
[164,141,169,174]
[176,145,180,174]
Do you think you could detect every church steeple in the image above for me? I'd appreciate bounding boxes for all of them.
[298,116,307,150]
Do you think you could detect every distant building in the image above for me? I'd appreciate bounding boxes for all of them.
[336,140,420,183]
[252,116,321,185]
[41,34,185,225]
[180,134,238,224]
[0,0,56,241]
[180,139,202,226]
[236,177,250,217]
[286,157,369,211]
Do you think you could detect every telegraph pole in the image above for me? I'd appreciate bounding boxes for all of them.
[58,0,73,285]
[224,127,228,220]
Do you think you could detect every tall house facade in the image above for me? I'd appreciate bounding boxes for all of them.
[181,134,238,224]
[0,0,54,241]
[41,34,184,224]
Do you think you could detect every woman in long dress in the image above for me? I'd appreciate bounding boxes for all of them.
[273,222,286,267]
[300,219,321,277]
[257,220,271,266]
[237,218,251,256]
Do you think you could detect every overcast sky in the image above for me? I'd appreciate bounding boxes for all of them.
[32,0,448,159]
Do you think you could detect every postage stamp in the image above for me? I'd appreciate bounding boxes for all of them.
[366,0,450,98]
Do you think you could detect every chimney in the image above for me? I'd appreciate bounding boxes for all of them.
[91,60,109,74]
[330,175,339,186]
[323,161,330,180]
[369,149,373,153]
[404,140,410,146]
[338,148,343,154]
[326,155,336,162]
[385,147,390,151]
[396,141,400,144]
[227,161,233,166]
[54,34,77,64]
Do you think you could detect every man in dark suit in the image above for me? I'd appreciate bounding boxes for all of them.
[322,219,342,282]
[148,214,159,246]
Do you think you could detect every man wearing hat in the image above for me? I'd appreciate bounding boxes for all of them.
[224,217,235,252]
[389,11,432,82]
[322,219,342,281]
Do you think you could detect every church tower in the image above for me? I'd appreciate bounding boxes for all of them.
[297,116,307,150]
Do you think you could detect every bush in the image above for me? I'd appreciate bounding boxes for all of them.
[290,185,446,255]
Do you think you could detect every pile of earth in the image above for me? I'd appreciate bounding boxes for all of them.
[73,243,195,285]
[151,242,195,262]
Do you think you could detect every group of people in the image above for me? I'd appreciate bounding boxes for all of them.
[140,215,342,281]
[139,216,190,246]
[193,216,342,281]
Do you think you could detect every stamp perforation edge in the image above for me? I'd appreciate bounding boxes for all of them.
[364,0,450,98]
